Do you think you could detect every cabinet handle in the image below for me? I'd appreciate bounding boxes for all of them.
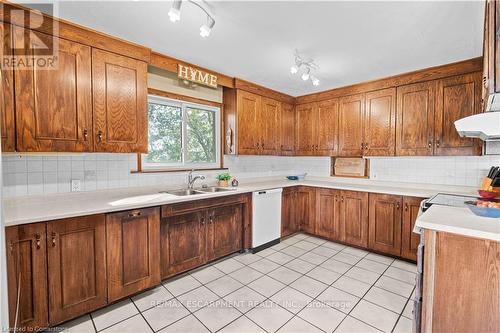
[209,215,213,224]
[396,202,400,210]
[35,233,41,249]
[97,130,103,143]
[428,141,432,148]
[405,203,409,211]
[83,129,88,141]
[360,143,364,150]
[315,145,319,150]
[261,143,264,148]
[51,232,56,247]
[200,217,205,225]
[128,210,142,218]
[341,196,344,203]
[436,139,440,148]
[365,143,369,150]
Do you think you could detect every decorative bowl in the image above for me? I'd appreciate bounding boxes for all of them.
[478,190,498,199]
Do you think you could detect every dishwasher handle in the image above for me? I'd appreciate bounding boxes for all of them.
[253,188,283,196]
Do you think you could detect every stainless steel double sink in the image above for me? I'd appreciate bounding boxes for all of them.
[161,187,237,196]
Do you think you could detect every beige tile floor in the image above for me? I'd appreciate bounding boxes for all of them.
[56,233,417,333]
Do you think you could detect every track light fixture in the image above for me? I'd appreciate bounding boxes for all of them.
[168,0,182,22]
[290,51,320,86]
[168,0,216,38]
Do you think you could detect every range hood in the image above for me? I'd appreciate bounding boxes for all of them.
[455,109,500,141]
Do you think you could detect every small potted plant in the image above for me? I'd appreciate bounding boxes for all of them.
[216,172,231,187]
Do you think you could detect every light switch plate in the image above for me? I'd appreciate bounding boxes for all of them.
[71,179,81,192]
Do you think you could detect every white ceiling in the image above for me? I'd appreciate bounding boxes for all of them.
[28,1,484,96]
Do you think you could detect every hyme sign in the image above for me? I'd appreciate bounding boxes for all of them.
[178,64,218,88]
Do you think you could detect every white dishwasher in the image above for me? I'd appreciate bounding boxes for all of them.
[252,188,282,252]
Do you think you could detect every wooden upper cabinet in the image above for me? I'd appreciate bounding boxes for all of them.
[364,88,396,156]
[368,193,402,256]
[1,23,15,152]
[207,204,242,260]
[496,1,500,93]
[401,196,423,261]
[92,49,147,153]
[14,27,93,152]
[338,94,365,156]
[47,215,107,325]
[6,223,48,331]
[106,208,160,302]
[280,102,296,155]
[435,73,482,156]
[316,188,341,241]
[484,0,499,95]
[340,190,368,248]
[161,211,206,278]
[316,99,339,155]
[260,97,280,155]
[295,103,316,155]
[236,90,260,155]
[396,81,436,156]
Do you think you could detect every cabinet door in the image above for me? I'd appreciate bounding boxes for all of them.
[316,188,341,241]
[364,88,396,156]
[106,208,160,302]
[338,94,365,156]
[281,187,297,237]
[401,196,423,261]
[93,49,147,153]
[280,103,295,155]
[435,73,482,156]
[368,193,402,256]
[297,187,316,234]
[295,103,316,155]
[1,23,15,152]
[161,211,206,278]
[14,27,92,152]
[6,224,48,331]
[260,97,280,155]
[340,190,368,248]
[316,99,339,156]
[207,204,242,261]
[236,90,261,155]
[47,215,107,324]
[396,81,436,156]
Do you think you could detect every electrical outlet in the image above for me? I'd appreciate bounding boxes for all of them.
[71,179,81,192]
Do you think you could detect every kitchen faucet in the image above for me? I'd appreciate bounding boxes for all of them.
[187,169,205,189]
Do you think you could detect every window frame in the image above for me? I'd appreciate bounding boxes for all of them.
[141,94,222,171]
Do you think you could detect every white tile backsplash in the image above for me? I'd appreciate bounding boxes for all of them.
[2,153,498,198]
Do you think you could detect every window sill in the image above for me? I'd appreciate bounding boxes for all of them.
[131,167,228,174]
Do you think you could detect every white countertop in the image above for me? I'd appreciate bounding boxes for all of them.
[416,205,500,242]
[3,176,476,226]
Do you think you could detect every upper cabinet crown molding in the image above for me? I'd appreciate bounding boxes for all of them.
[234,79,295,104]
[296,57,483,104]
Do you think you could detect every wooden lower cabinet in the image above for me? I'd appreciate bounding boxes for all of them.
[368,193,403,256]
[401,196,423,261]
[161,202,244,278]
[339,190,369,248]
[47,215,107,324]
[297,187,316,234]
[161,211,206,278]
[316,188,341,241]
[6,223,48,331]
[423,231,499,333]
[281,187,298,237]
[106,208,160,302]
[207,205,243,261]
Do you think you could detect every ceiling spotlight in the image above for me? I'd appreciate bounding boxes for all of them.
[290,65,298,74]
[311,76,320,86]
[168,0,182,22]
[301,69,310,81]
[200,16,215,38]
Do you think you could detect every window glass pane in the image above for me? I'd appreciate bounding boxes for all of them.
[146,102,182,164]
[186,107,216,164]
